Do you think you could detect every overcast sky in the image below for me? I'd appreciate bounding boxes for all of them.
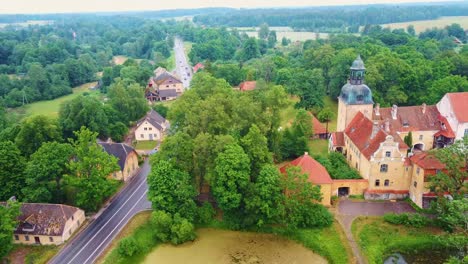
[0,0,459,14]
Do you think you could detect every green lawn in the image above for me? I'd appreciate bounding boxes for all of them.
[17,82,99,117]
[167,50,176,71]
[351,216,455,264]
[280,96,299,128]
[134,141,158,150]
[308,139,329,156]
[323,96,338,132]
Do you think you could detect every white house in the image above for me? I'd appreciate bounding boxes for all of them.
[135,110,169,141]
[436,92,468,140]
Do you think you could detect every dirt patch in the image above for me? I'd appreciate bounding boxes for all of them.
[8,247,29,264]
[143,228,327,264]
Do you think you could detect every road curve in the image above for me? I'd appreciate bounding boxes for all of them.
[49,160,152,264]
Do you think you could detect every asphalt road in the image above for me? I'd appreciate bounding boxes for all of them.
[173,37,192,89]
[49,160,152,264]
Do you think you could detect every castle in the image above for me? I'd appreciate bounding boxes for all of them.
[328,55,468,208]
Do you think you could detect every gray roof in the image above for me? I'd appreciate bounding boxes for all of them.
[153,72,182,84]
[158,89,178,98]
[339,82,374,105]
[350,55,365,70]
[99,143,137,171]
[137,109,167,131]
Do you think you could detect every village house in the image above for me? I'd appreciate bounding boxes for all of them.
[329,55,462,207]
[239,81,257,92]
[311,114,328,139]
[436,92,468,140]
[10,203,85,245]
[99,142,139,181]
[134,109,169,142]
[193,62,204,73]
[146,67,183,102]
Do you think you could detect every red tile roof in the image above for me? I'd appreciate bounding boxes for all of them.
[373,105,443,133]
[311,115,327,135]
[345,112,406,160]
[239,81,257,91]
[447,92,468,123]
[409,152,445,170]
[434,115,456,138]
[193,63,204,73]
[280,153,333,184]
[331,132,344,147]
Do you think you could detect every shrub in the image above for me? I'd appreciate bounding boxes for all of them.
[170,215,196,244]
[151,210,197,245]
[117,237,140,257]
[384,213,430,228]
[302,204,333,228]
[196,202,216,224]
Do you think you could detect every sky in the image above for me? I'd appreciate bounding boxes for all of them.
[0,0,460,14]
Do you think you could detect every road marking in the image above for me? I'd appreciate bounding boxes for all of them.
[66,178,148,264]
[85,190,148,264]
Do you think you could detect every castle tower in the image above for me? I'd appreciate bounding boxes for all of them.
[336,55,374,132]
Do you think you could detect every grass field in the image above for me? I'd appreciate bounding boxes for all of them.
[17,82,99,117]
[381,16,468,34]
[351,216,450,264]
[134,140,158,150]
[244,31,332,42]
[8,244,60,264]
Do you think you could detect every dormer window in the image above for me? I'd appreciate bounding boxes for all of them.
[356,95,364,102]
[22,222,35,232]
[403,121,409,127]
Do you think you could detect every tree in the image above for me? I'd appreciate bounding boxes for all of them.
[0,141,25,200]
[434,198,468,232]
[293,69,326,110]
[152,104,169,118]
[152,132,194,173]
[107,80,149,123]
[0,201,20,259]
[258,23,270,39]
[147,160,197,220]
[404,131,413,150]
[268,30,277,48]
[317,107,335,135]
[242,38,260,61]
[22,142,74,203]
[244,164,284,227]
[281,37,289,46]
[151,210,196,245]
[241,124,273,176]
[425,76,468,104]
[281,166,332,229]
[67,127,119,212]
[407,25,416,36]
[117,237,140,257]
[212,143,251,213]
[109,122,128,142]
[15,115,62,157]
[292,109,314,138]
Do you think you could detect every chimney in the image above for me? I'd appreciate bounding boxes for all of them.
[374,103,380,116]
[422,103,426,114]
[304,152,308,156]
[391,105,398,120]
[384,118,390,133]
[371,121,380,139]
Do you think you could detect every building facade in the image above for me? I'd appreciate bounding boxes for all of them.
[135,110,169,142]
[99,142,139,181]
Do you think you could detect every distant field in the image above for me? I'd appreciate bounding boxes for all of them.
[18,82,99,117]
[381,16,468,33]
[245,31,331,41]
[0,20,53,29]
[235,26,294,32]
[112,55,128,65]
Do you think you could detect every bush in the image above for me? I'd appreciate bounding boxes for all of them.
[151,210,196,245]
[384,213,430,228]
[302,203,333,228]
[196,202,216,224]
[117,237,140,257]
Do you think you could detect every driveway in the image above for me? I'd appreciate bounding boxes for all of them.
[335,199,416,264]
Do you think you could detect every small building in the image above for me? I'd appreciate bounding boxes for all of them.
[193,63,204,73]
[11,203,85,245]
[99,143,139,181]
[280,152,333,206]
[239,81,257,92]
[135,110,169,142]
[146,68,184,102]
[311,114,328,139]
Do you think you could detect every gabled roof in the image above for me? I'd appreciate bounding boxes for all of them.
[345,112,407,160]
[311,115,327,135]
[137,109,167,131]
[99,143,137,171]
[153,72,182,85]
[331,132,344,147]
[193,63,204,72]
[2,203,82,236]
[280,153,333,184]
[239,81,257,92]
[446,92,468,123]
[373,105,444,133]
[409,152,445,171]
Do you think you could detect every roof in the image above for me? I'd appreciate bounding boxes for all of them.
[409,152,445,170]
[280,153,333,184]
[137,109,167,131]
[193,63,204,72]
[331,132,344,147]
[99,143,137,171]
[153,72,182,86]
[434,115,456,138]
[7,203,82,236]
[446,92,468,123]
[339,83,373,105]
[239,81,257,91]
[311,115,327,135]
[350,55,365,70]
[373,105,448,133]
[345,112,405,160]
[158,89,178,98]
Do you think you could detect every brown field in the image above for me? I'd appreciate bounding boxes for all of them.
[381,16,468,33]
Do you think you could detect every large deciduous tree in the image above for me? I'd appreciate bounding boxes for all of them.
[0,141,25,200]
[0,201,20,259]
[241,124,272,177]
[15,115,62,157]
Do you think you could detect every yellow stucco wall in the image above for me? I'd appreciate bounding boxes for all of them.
[135,121,163,141]
[398,130,437,151]
[331,180,369,196]
[337,98,373,132]
[109,151,139,181]
[408,164,432,208]
[13,209,85,246]
[158,83,184,94]
[319,183,332,206]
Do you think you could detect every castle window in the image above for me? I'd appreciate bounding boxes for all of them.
[416,168,420,175]
[384,179,389,186]
[419,135,423,140]
[149,127,152,131]
[355,162,358,169]
[49,237,53,242]
[414,181,417,188]
[375,179,380,186]
[385,151,391,157]
[380,164,388,172]
[464,128,468,136]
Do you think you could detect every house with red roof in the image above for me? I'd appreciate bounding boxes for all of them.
[311,115,328,139]
[239,81,257,92]
[437,92,468,140]
[193,63,204,73]
[280,152,333,206]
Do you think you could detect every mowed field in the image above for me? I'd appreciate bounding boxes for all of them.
[381,16,468,33]
[244,31,332,41]
[17,82,99,117]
